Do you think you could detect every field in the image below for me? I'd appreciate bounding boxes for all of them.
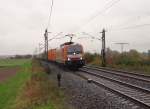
[0,59,31,109]
[0,59,29,68]
[0,59,68,109]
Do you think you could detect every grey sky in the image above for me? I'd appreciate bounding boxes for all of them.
[0,0,150,55]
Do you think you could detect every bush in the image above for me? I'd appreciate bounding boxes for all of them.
[84,52,95,63]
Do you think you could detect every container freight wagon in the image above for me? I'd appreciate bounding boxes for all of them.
[48,42,85,68]
[48,49,56,61]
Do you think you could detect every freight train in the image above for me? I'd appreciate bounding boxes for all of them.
[48,42,85,68]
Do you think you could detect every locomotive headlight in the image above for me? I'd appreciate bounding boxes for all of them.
[80,57,83,60]
[68,58,71,61]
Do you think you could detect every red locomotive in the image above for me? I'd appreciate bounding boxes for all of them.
[48,42,85,68]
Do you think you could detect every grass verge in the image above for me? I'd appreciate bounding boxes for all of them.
[13,59,70,109]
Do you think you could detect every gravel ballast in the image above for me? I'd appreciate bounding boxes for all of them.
[43,62,144,109]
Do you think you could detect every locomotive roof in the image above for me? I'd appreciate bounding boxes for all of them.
[60,42,75,47]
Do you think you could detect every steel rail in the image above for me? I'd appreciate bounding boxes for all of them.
[86,65,150,78]
[75,70,150,109]
[80,69,150,93]
[84,66,150,83]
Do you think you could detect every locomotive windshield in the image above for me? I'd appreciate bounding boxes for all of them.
[67,45,82,55]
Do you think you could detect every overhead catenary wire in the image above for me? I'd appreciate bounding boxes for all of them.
[42,0,54,59]
[77,0,121,31]
[108,23,150,32]
[119,23,150,30]
[41,0,150,53]
[81,32,101,40]
[48,32,63,41]
[45,0,121,35]
[47,0,54,29]
[107,15,150,31]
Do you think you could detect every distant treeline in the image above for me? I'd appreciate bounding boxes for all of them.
[106,48,150,66]
[10,54,32,59]
[84,49,150,73]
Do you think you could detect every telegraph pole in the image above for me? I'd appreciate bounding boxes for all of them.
[81,30,106,67]
[101,29,106,67]
[44,29,48,60]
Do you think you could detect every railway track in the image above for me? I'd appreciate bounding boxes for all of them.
[42,61,150,108]
[83,66,150,90]
[85,65,150,81]
[76,68,150,109]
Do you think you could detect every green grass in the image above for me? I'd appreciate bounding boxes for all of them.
[0,60,31,109]
[20,59,69,109]
[0,59,30,68]
[0,59,68,109]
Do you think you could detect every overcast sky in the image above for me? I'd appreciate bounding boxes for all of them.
[0,0,150,55]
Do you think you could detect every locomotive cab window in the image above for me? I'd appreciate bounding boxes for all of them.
[67,45,82,55]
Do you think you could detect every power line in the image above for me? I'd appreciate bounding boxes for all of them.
[81,32,101,40]
[101,0,121,14]
[77,0,121,31]
[43,0,54,60]
[107,15,150,31]
[47,0,54,28]
[107,16,141,31]
[109,23,150,32]
[48,32,63,41]
[90,0,121,21]
[120,24,150,30]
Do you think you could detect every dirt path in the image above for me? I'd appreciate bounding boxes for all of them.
[0,67,19,82]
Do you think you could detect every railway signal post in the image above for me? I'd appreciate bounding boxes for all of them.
[101,29,106,67]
